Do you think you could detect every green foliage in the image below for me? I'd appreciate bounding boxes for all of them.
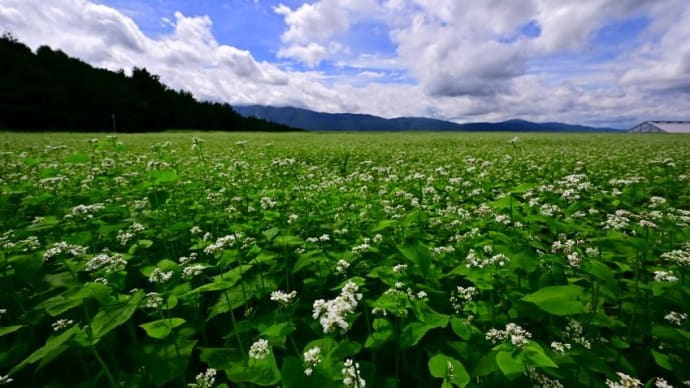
[1,132,690,387]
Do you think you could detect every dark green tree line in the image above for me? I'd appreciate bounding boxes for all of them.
[0,33,298,132]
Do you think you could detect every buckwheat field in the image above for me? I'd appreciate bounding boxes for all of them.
[1,132,690,387]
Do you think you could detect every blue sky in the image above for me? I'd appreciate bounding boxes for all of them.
[1,0,689,127]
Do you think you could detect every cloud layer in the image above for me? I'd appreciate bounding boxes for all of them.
[1,0,689,127]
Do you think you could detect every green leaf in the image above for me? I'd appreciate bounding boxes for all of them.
[365,318,395,349]
[398,242,431,277]
[523,341,558,368]
[450,318,472,340]
[143,339,197,386]
[226,352,281,386]
[11,325,81,374]
[262,227,280,241]
[64,153,90,164]
[152,169,178,184]
[139,318,186,339]
[35,291,86,316]
[293,251,326,274]
[0,325,23,337]
[199,347,242,370]
[138,239,154,248]
[428,354,470,387]
[90,291,144,339]
[280,356,333,388]
[522,285,585,316]
[260,322,296,338]
[651,350,673,371]
[496,351,524,377]
[400,310,449,347]
[329,340,362,360]
[8,254,43,283]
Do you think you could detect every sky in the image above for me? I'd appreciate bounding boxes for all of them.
[1,0,689,128]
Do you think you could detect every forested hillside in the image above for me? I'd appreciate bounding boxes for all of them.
[0,34,298,132]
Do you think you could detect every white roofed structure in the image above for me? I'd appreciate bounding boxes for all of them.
[629,121,690,133]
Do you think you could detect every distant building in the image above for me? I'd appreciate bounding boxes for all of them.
[629,121,690,133]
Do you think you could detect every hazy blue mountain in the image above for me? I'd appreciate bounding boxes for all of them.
[235,105,622,132]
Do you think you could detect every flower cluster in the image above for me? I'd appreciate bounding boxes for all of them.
[550,341,572,354]
[144,292,164,309]
[148,268,174,284]
[204,233,241,255]
[182,264,205,278]
[303,346,321,376]
[270,290,297,308]
[661,247,690,266]
[43,241,87,262]
[188,368,216,388]
[249,339,270,360]
[117,223,146,245]
[465,249,510,269]
[0,375,13,385]
[450,286,477,314]
[312,280,362,334]
[342,359,366,387]
[485,323,532,348]
[605,372,642,388]
[335,259,350,274]
[85,252,127,274]
[68,203,105,219]
[52,318,74,331]
[664,311,687,326]
[654,270,679,282]
[526,367,564,388]
[564,320,591,349]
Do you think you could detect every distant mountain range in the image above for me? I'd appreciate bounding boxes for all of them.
[235,105,623,132]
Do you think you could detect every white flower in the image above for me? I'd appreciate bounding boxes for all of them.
[567,252,581,268]
[204,234,239,255]
[392,264,408,273]
[0,308,6,318]
[117,230,135,245]
[606,372,642,388]
[43,241,87,261]
[661,249,690,266]
[527,367,564,388]
[144,292,164,309]
[52,318,74,331]
[564,319,591,349]
[352,243,371,256]
[485,323,532,348]
[303,347,322,376]
[148,268,174,284]
[335,259,350,274]
[450,286,477,313]
[190,226,203,235]
[249,339,270,360]
[312,280,362,334]
[654,270,679,282]
[664,311,687,326]
[655,377,673,388]
[86,252,127,273]
[188,368,216,388]
[0,374,14,385]
[182,264,205,278]
[342,359,366,388]
[550,341,571,354]
[270,290,297,308]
